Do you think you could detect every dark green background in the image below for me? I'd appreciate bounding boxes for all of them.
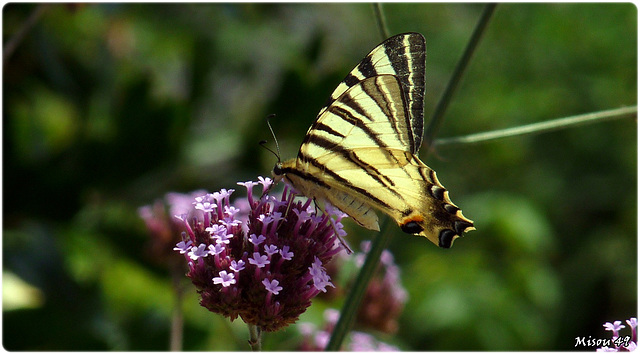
[3,3,636,350]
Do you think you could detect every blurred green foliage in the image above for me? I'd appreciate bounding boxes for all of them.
[3,3,636,351]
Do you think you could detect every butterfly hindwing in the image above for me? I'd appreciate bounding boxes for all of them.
[274,33,474,248]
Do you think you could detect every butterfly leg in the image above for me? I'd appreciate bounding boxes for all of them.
[274,190,298,234]
[314,198,353,254]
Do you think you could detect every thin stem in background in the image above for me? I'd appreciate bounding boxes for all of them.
[4,4,50,65]
[422,3,497,151]
[169,263,185,351]
[435,105,637,147]
[372,3,391,40]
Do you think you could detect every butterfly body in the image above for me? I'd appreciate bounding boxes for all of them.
[273,33,474,248]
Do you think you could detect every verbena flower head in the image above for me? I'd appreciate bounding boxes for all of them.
[354,241,408,334]
[138,190,207,264]
[598,317,637,351]
[604,321,626,336]
[296,243,407,350]
[174,177,344,332]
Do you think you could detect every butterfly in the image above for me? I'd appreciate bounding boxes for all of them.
[272,33,474,248]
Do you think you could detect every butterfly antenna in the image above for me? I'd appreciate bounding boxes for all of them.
[259,114,282,163]
[258,114,283,198]
[259,139,280,161]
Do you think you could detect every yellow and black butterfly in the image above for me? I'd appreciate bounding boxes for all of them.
[272,33,474,248]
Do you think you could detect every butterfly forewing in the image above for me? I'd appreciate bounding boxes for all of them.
[275,33,474,248]
[317,33,426,152]
[301,75,412,155]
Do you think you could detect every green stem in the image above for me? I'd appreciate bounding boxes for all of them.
[372,3,391,40]
[423,3,497,149]
[325,218,393,351]
[435,105,637,147]
[4,3,50,64]
[169,262,185,351]
[247,323,262,351]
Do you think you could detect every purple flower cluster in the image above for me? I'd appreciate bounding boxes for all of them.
[173,177,344,331]
[353,241,408,334]
[296,242,407,351]
[597,318,637,352]
[138,190,207,264]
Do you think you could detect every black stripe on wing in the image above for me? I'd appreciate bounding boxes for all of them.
[318,33,426,153]
[299,75,410,175]
[343,73,360,87]
[325,105,390,149]
[294,153,394,211]
[299,134,399,192]
[383,34,426,150]
[313,121,346,139]
[281,166,331,189]
[357,55,377,78]
[326,75,409,152]
[357,75,413,152]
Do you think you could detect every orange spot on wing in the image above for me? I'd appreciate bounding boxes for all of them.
[401,214,424,225]
[399,214,425,234]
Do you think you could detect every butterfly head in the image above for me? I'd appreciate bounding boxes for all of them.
[271,161,284,183]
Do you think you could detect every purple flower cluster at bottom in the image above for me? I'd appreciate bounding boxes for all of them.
[297,309,400,351]
[297,241,408,351]
[597,318,637,352]
[174,177,344,331]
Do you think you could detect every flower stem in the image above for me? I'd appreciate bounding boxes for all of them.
[4,3,50,64]
[434,105,637,147]
[372,3,391,40]
[325,217,393,351]
[169,262,184,351]
[247,323,262,351]
[423,3,497,149]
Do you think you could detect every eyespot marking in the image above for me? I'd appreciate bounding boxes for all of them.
[439,229,457,248]
[444,204,459,214]
[400,215,424,234]
[430,185,445,200]
[401,221,423,234]
[455,220,474,234]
